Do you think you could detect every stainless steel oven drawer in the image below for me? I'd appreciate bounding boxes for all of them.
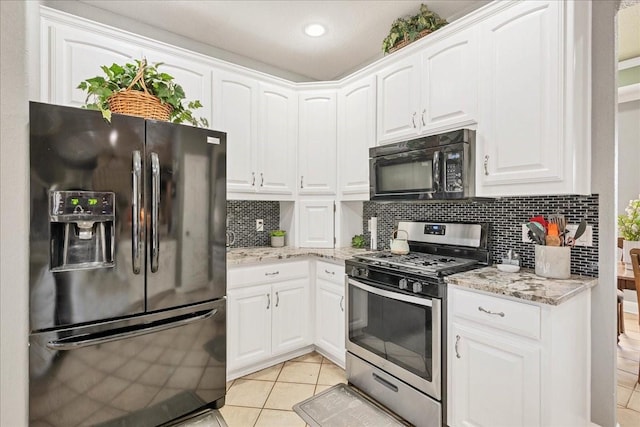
[347,353,441,427]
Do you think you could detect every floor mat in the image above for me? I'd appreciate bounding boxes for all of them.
[293,383,406,427]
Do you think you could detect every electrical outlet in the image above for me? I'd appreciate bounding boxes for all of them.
[521,223,593,246]
[256,219,264,232]
[565,224,593,247]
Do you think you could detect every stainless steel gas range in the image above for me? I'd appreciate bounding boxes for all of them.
[345,221,490,427]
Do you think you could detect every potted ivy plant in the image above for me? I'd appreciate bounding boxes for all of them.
[382,4,448,54]
[270,230,286,248]
[77,59,208,127]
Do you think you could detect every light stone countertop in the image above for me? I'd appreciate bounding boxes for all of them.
[227,246,374,265]
[445,266,598,306]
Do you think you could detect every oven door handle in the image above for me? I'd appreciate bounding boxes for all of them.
[348,278,433,307]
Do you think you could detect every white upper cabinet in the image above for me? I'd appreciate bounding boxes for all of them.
[213,72,296,199]
[376,27,478,145]
[298,91,338,195]
[337,76,376,200]
[257,82,297,195]
[42,22,143,106]
[143,49,213,127]
[475,0,590,196]
[213,71,258,194]
[376,55,421,144]
[421,27,477,133]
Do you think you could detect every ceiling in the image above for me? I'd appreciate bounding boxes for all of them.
[79,0,489,81]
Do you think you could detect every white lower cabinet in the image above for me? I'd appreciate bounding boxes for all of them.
[447,287,591,427]
[314,261,346,366]
[228,261,311,374]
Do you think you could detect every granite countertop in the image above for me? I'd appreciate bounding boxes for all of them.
[445,266,598,306]
[227,247,374,265]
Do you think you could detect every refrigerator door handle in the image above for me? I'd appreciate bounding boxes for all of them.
[46,308,218,350]
[151,152,160,273]
[132,150,142,274]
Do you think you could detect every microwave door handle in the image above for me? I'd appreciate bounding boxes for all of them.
[433,150,441,192]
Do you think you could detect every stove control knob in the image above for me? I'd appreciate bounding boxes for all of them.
[412,282,423,294]
[399,278,408,290]
[350,267,359,277]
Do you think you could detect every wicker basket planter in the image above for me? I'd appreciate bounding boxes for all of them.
[107,64,173,121]
[388,29,433,54]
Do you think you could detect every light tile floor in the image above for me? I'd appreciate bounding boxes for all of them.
[220,352,346,427]
[618,312,640,426]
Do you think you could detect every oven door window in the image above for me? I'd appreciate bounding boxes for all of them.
[375,156,433,194]
[348,283,433,382]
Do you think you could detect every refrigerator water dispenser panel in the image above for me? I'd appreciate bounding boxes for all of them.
[49,190,115,271]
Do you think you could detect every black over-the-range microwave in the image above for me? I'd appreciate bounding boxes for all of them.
[369,129,476,201]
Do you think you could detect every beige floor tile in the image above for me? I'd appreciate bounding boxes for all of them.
[264,382,315,410]
[278,362,321,384]
[619,369,640,390]
[243,363,284,381]
[226,379,274,408]
[219,405,261,427]
[619,347,640,362]
[290,352,323,364]
[255,409,306,427]
[617,407,640,427]
[317,363,347,386]
[619,385,633,407]
[618,357,640,375]
[314,384,333,395]
[628,390,640,412]
[226,380,234,391]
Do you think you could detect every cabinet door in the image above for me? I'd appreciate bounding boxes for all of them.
[298,91,337,195]
[376,54,421,144]
[448,323,541,427]
[143,49,213,127]
[46,24,143,107]
[337,76,376,199]
[227,285,272,370]
[213,71,258,194]
[271,279,310,355]
[476,1,562,196]
[421,27,477,133]
[298,200,335,248]
[315,279,345,365]
[257,82,297,196]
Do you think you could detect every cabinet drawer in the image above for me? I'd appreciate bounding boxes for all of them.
[451,288,541,340]
[229,261,308,288]
[316,261,345,285]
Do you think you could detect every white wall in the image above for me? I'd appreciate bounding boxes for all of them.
[0,1,30,425]
[618,98,640,311]
[618,98,640,214]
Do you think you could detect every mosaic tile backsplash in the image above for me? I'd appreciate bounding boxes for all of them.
[227,201,279,248]
[363,195,599,277]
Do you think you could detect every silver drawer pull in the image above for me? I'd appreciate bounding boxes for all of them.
[266,293,270,309]
[265,271,279,276]
[478,306,505,317]
[340,296,344,312]
[325,269,335,275]
[455,335,461,359]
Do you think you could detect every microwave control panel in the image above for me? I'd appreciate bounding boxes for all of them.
[444,151,464,192]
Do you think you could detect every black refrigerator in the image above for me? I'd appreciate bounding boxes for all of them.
[28,101,227,426]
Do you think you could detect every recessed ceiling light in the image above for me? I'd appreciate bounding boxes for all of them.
[304,23,326,37]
